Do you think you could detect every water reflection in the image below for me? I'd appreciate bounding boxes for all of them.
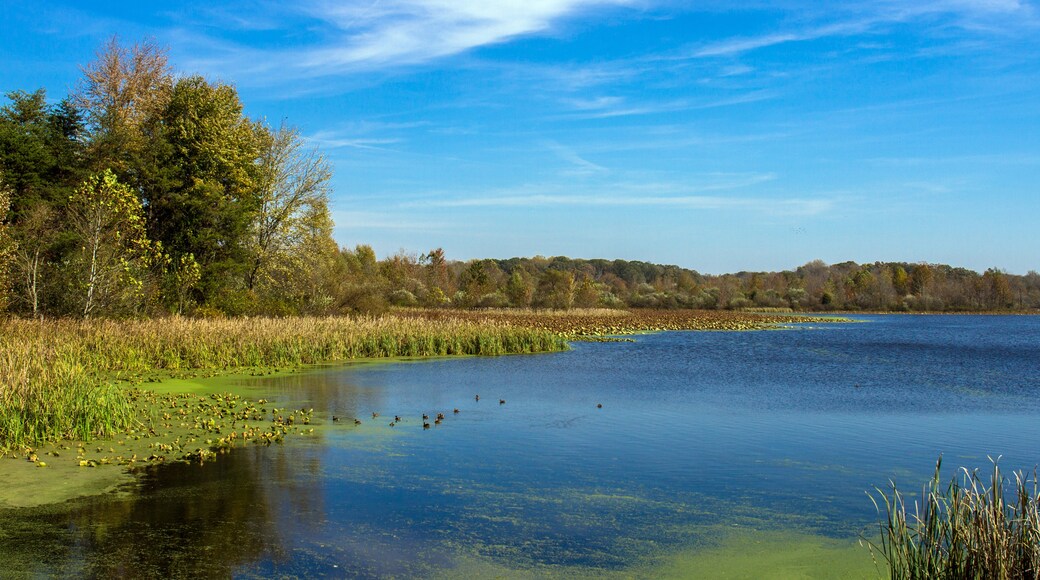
[1,444,321,578]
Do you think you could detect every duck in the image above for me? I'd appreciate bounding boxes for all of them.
[475,395,480,401]
[453,408,460,414]
[354,418,362,426]
[436,413,445,420]
[499,399,506,405]
[423,422,430,429]
[596,403,602,409]
[332,415,340,422]
[394,415,402,422]
[372,412,379,419]
[422,413,429,420]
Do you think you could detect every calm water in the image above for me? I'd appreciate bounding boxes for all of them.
[4,315,1040,577]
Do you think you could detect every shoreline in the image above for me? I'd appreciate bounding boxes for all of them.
[0,309,837,509]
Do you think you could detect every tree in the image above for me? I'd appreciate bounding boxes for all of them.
[911,263,933,296]
[983,268,1012,309]
[75,36,173,173]
[9,204,56,317]
[147,75,266,309]
[421,248,453,301]
[506,270,533,307]
[536,269,574,310]
[459,260,497,306]
[892,266,910,296]
[0,90,86,219]
[67,169,153,317]
[246,123,332,292]
[573,277,599,308]
[0,176,13,312]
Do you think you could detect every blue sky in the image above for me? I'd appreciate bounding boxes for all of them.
[2,1,1039,274]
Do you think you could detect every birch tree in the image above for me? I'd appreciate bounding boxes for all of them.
[68,169,152,317]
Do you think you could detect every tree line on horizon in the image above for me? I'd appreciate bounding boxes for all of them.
[1,38,1037,319]
[330,252,1040,313]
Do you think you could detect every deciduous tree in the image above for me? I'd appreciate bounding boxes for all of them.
[246,123,332,292]
[147,75,266,309]
[0,176,13,312]
[75,36,172,173]
[67,169,153,317]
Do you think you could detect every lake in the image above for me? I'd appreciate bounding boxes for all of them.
[3,315,1039,578]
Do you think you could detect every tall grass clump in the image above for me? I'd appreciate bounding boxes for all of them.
[0,316,568,452]
[864,456,1040,579]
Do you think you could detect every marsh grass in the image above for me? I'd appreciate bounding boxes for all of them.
[0,316,567,451]
[864,456,1040,579]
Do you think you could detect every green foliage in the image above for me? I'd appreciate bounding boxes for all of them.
[865,456,1040,579]
[506,270,533,307]
[536,269,575,310]
[67,169,155,317]
[0,89,86,219]
[146,75,266,307]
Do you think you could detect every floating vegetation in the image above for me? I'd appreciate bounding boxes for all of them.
[10,391,314,471]
[395,308,842,340]
[864,456,1040,579]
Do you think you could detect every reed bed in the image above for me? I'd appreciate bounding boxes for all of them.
[395,307,835,338]
[865,456,1040,579]
[0,316,567,451]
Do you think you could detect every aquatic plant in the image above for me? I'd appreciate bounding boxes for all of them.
[394,307,834,339]
[0,316,567,451]
[864,456,1040,579]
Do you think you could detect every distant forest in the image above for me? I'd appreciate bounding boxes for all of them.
[1,38,1037,318]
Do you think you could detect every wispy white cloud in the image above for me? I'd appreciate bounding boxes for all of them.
[690,20,876,58]
[295,0,635,73]
[331,210,452,232]
[544,140,609,175]
[680,0,1037,59]
[395,173,831,216]
[408,191,832,216]
[307,130,402,150]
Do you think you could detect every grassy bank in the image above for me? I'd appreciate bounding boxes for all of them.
[0,315,567,453]
[865,456,1040,579]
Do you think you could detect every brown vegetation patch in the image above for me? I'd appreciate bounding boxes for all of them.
[394,308,839,339]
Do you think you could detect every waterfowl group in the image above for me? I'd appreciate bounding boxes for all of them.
[331,390,609,432]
